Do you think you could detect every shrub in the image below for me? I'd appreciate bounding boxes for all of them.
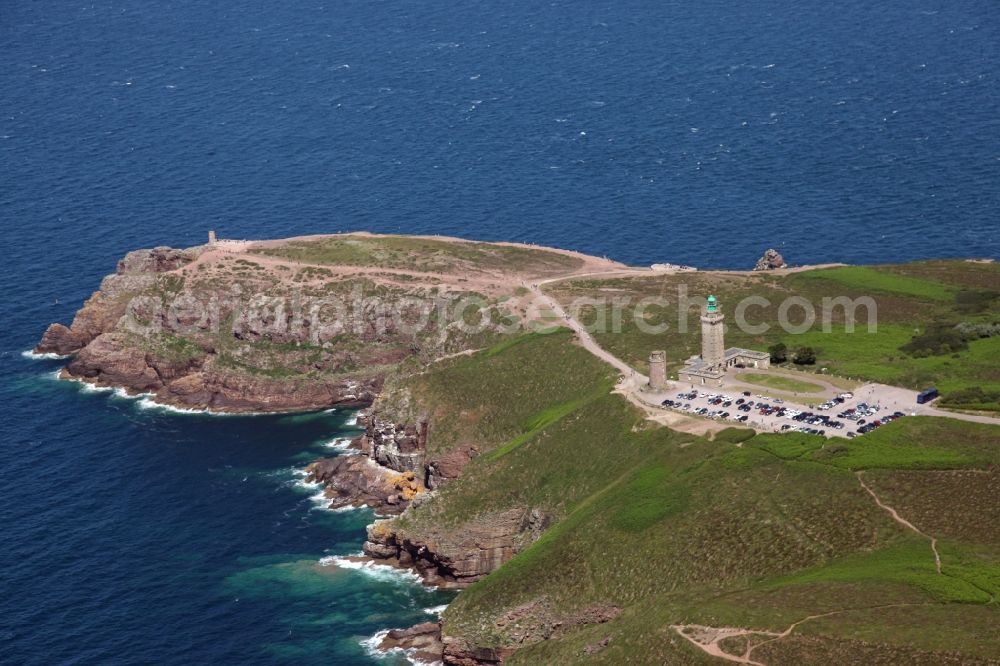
[955,321,1000,340]
[955,289,1000,314]
[793,346,816,365]
[940,386,1000,411]
[768,342,788,364]
[900,324,968,357]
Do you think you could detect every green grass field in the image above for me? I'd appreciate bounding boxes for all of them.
[548,260,1000,409]
[792,265,959,301]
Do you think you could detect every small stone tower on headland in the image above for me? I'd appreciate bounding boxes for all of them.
[208,230,217,245]
[648,350,667,391]
[700,295,725,370]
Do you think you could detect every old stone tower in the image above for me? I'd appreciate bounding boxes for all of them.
[208,230,217,244]
[700,295,725,369]
[648,350,667,391]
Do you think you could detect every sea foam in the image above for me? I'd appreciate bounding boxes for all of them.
[134,397,264,417]
[360,629,443,665]
[21,349,70,360]
[325,437,358,454]
[319,555,426,586]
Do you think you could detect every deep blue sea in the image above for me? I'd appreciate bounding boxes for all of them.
[2,1,999,664]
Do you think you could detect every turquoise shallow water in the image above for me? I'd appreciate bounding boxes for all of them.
[2,0,999,663]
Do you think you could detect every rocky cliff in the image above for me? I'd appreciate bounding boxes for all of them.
[363,506,550,588]
[35,241,510,412]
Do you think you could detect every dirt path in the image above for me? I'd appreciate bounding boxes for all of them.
[672,602,932,665]
[528,283,638,378]
[856,471,941,574]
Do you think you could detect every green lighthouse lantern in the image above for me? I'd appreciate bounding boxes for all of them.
[707,295,717,313]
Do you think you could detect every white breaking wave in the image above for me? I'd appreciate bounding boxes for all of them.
[360,629,443,665]
[111,387,154,400]
[21,349,70,360]
[309,489,332,508]
[292,470,321,492]
[325,437,358,454]
[360,629,391,657]
[134,397,264,416]
[319,555,427,586]
[423,604,448,616]
[135,398,210,414]
[79,381,114,394]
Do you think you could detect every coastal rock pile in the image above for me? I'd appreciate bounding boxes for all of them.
[377,622,445,665]
[753,248,787,271]
[304,455,423,514]
[304,415,438,514]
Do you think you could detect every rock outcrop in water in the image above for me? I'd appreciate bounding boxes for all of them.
[304,449,424,515]
[377,622,446,665]
[753,248,787,271]
[305,411,483,515]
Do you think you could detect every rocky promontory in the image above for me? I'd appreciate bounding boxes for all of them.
[36,234,608,412]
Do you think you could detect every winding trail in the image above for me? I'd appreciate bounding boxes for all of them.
[672,603,934,665]
[527,282,639,379]
[856,471,941,574]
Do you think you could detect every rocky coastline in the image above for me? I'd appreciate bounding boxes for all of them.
[35,238,589,665]
[33,237,646,665]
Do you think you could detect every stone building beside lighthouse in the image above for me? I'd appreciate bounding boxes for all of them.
[647,350,667,391]
[678,295,770,386]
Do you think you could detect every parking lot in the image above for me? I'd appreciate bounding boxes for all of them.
[659,388,909,439]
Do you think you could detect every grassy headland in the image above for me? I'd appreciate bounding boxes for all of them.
[368,327,1000,664]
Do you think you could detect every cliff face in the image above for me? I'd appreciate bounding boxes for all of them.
[304,412,480,514]
[38,247,185,356]
[304,409,544,593]
[363,506,549,588]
